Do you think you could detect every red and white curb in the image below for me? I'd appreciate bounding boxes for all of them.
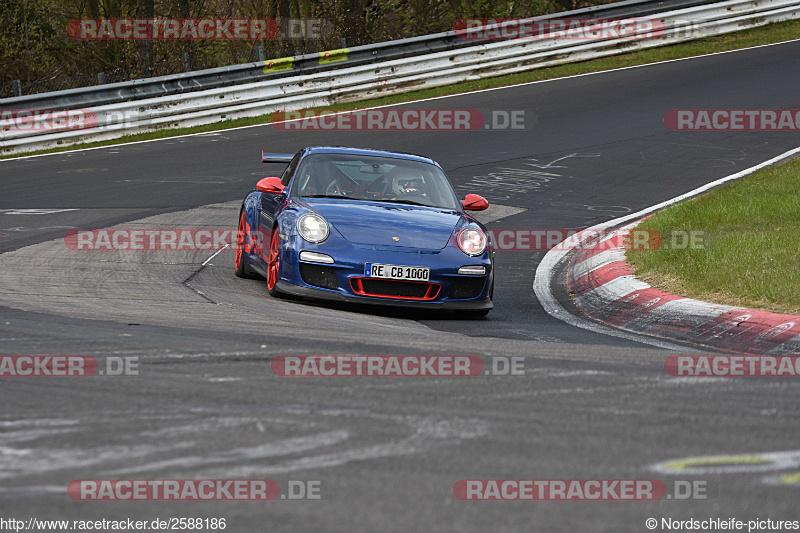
[566,221,800,355]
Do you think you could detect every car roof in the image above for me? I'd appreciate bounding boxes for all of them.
[302,146,438,166]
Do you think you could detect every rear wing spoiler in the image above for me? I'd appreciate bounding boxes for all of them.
[261,151,294,164]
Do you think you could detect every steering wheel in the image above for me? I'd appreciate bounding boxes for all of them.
[324,174,360,197]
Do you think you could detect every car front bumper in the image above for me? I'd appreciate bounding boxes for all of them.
[274,280,493,311]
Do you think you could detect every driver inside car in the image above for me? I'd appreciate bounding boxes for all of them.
[390,167,428,199]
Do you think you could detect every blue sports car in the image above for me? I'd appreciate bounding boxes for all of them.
[235,146,494,316]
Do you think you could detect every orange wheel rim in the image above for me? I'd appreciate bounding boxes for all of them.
[267,230,280,290]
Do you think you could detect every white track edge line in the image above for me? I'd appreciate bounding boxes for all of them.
[532,144,800,351]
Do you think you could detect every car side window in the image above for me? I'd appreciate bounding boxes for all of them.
[280,154,301,186]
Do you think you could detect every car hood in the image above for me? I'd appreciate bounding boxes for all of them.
[301,199,462,250]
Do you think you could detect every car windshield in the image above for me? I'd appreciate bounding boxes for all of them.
[290,153,461,210]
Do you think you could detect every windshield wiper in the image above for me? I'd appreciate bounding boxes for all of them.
[303,194,359,200]
[375,199,430,207]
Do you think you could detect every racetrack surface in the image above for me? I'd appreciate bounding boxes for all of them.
[1,41,799,531]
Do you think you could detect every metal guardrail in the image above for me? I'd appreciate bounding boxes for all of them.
[2,0,799,155]
[0,0,717,112]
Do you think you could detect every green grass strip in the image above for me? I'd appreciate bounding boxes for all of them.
[627,156,800,314]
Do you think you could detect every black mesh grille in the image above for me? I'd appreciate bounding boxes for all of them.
[356,279,434,298]
[448,277,486,299]
[299,263,339,289]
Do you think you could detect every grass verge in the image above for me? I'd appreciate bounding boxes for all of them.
[627,156,800,315]
[2,19,800,160]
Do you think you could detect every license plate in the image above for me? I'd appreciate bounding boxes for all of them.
[364,263,430,282]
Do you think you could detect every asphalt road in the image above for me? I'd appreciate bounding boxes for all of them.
[1,40,799,532]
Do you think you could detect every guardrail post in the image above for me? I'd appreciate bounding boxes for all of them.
[12,80,22,97]
[182,51,192,72]
[256,45,265,62]
[97,72,107,84]
[339,38,347,48]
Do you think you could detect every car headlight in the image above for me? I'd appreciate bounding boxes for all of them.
[297,213,329,243]
[457,228,487,256]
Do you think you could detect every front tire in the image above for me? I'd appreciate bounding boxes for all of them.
[266,226,283,297]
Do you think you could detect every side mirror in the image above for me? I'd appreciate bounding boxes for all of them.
[257,177,285,194]
[462,194,489,211]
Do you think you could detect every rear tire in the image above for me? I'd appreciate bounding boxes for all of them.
[235,210,259,279]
